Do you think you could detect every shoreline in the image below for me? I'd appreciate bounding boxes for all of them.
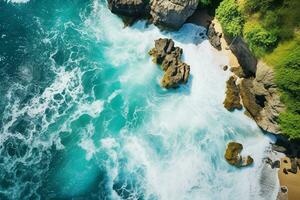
[278,157,300,200]
[188,11,298,200]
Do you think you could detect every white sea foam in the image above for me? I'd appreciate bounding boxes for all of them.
[6,0,30,3]
[86,5,276,198]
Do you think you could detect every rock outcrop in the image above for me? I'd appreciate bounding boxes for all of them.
[239,62,285,134]
[150,0,199,29]
[107,0,149,17]
[223,76,242,111]
[225,142,254,167]
[107,0,198,29]
[226,36,257,77]
[149,38,190,88]
[207,22,221,50]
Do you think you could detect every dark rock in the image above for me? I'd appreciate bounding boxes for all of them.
[149,38,190,88]
[287,158,298,174]
[107,0,149,17]
[224,142,254,167]
[223,76,242,111]
[225,36,257,77]
[207,23,221,50]
[150,0,199,29]
[281,186,288,193]
[272,160,280,169]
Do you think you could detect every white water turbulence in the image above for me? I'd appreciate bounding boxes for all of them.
[0,0,279,199]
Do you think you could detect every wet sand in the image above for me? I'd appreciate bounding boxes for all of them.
[278,157,300,200]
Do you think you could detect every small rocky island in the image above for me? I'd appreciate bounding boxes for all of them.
[149,38,190,88]
[225,142,254,168]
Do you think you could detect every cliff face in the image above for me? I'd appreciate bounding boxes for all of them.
[107,0,198,29]
[150,0,199,29]
[239,62,285,134]
[226,36,257,77]
[214,23,285,134]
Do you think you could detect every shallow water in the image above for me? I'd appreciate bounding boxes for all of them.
[0,0,278,199]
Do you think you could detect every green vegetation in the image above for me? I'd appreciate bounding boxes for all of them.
[215,0,244,36]
[265,38,300,139]
[213,0,300,139]
[243,22,278,57]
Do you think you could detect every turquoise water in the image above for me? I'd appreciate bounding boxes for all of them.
[0,0,278,199]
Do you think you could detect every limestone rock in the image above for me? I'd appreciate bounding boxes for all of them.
[225,142,254,167]
[150,0,199,29]
[149,38,190,88]
[223,76,242,111]
[107,0,149,17]
[239,62,285,134]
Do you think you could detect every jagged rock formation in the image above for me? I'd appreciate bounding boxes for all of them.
[239,62,285,134]
[149,38,190,88]
[150,0,199,29]
[224,142,254,167]
[223,76,242,111]
[207,22,221,50]
[107,0,198,29]
[107,0,149,17]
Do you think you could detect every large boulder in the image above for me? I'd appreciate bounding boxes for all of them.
[150,0,199,29]
[239,62,285,134]
[223,76,242,111]
[207,23,221,50]
[149,38,190,88]
[225,142,254,167]
[161,62,190,88]
[107,0,149,17]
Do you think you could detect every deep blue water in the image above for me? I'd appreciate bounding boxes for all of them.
[0,0,277,199]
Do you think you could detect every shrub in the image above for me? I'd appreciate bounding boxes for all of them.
[243,23,278,57]
[279,112,300,140]
[268,37,300,139]
[216,0,244,37]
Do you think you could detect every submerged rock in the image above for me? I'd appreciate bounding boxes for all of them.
[150,0,199,29]
[107,0,149,17]
[225,142,254,167]
[207,23,221,50]
[223,76,242,111]
[149,38,190,88]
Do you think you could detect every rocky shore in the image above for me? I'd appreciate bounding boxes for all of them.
[106,1,297,198]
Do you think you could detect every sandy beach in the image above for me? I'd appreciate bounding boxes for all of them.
[278,157,300,200]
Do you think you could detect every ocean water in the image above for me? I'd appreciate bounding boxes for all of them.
[0,0,278,199]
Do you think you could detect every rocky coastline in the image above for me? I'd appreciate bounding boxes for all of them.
[106,1,298,199]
